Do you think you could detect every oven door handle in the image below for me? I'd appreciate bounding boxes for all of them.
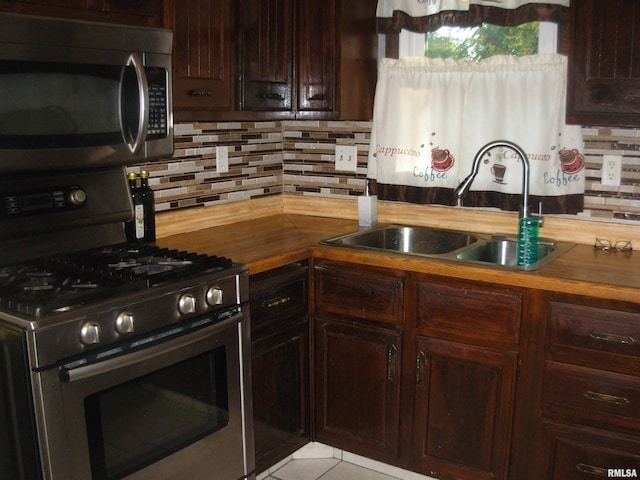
[61,313,241,383]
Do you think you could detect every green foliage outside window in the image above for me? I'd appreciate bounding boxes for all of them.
[426,23,539,61]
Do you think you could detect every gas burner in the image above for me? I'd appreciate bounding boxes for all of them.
[0,244,234,317]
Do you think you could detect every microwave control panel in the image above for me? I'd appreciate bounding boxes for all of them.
[147,68,168,139]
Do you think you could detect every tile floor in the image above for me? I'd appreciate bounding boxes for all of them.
[263,458,400,480]
[257,443,437,480]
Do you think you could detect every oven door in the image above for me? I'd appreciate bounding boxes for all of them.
[33,312,254,480]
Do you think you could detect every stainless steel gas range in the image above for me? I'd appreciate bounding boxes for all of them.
[0,169,255,480]
[0,14,254,480]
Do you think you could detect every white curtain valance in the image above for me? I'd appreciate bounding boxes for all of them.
[376,0,570,18]
[368,54,584,214]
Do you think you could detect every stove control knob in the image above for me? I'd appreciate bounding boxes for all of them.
[68,187,87,206]
[206,286,223,306]
[178,293,197,314]
[80,322,101,345]
[115,312,135,335]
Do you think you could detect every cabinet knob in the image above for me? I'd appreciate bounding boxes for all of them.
[188,89,213,97]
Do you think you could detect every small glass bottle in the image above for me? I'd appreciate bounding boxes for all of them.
[139,170,156,242]
[125,172,145,243]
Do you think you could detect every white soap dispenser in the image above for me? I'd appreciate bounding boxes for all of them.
[358,179,378,227]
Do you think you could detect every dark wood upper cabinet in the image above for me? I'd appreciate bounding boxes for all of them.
[170,0,377,121]
[165,0,235,113]
[240,0,294,112]
[567,0,640,127]
[0,0,162,26]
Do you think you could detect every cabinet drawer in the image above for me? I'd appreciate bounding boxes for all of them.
[314,263,404,326]
[542,422,640,480]
[415,277,521,347]
[548,302,640,372]
[543,361,640,434]
[250,262,308,333]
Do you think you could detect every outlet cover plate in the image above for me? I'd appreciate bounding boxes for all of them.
[602,154,622,186]
[335,145,358,172]
[216,146,229,173]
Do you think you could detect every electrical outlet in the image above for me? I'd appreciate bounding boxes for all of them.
[335,145,358,172]
[601,154,622,186]
[216,146,229,173]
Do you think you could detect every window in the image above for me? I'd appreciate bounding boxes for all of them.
[398,22,557,59]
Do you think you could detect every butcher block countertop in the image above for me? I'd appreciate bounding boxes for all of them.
[156,213,640,304]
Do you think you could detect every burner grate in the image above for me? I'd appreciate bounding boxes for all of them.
[0,245,233,317]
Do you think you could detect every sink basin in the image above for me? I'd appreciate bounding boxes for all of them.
[321,225,575,271]
[456,238,574,270]
[322,225,479,255]
[456,239,553,268]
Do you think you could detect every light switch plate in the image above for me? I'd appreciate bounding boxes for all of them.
[216,146,229,173]
[335,145,358,172]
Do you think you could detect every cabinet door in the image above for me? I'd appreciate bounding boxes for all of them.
[314,316,401,463]
[0,0,162,25]
[252,319,310,473]
[296,0,336,114]
[240,0,293,111]
[412,336,518,480]
[567,0,640,126]
[541,421,640,480]
[167,0,234,111]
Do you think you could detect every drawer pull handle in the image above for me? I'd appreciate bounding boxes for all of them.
[577,463,607,476]
[258,92,284,100]
[584,390,630,406]
[187,89,213,97]
[624,94,640,103]
[589,331,635,345]
[262,296,291,309]
[416,351,426,388]
[387,344,397,381]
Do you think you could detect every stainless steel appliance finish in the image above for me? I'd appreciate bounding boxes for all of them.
[0,241,255,480]
[0,12,173,172]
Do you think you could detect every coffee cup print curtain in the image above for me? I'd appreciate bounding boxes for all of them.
[367,54,585,214]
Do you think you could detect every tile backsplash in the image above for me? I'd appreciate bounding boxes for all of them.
[130,121,640,224]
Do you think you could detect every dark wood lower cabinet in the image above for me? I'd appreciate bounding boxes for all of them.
[252,319,309,472]
[411,336,518,480]
[312,263,525,480]
[540,421,640,480]
[250,261,310,473]
[313,316,402,463]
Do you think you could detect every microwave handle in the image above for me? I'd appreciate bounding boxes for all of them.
[126,53,149,154]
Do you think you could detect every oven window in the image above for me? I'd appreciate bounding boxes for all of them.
[84,346,229,480]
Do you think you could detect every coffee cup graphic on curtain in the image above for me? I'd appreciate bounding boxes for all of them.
[491,164,506,183]
[559,148,585,174]
[431,148,454,172]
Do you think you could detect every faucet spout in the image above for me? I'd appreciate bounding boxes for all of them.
[454,140,531,218]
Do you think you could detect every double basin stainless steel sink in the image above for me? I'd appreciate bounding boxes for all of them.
[321,225,575,271]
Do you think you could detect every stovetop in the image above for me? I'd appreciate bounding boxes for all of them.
[0,244,234,318]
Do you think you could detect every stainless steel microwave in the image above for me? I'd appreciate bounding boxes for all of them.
[0,12,173,172]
